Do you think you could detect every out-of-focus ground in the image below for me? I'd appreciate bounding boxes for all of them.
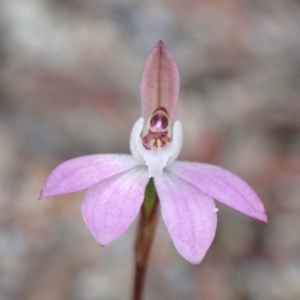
[0,0,300,299]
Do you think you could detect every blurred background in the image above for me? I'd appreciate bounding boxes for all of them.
[0,0,300,299]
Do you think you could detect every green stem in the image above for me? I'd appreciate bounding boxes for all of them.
[132,178,159,300]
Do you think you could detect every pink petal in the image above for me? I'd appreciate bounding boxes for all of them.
[39,154,138,199]
[169,162,267,222]
[82,167,149,245]
[141,40,179,120]
[155,172,217,264]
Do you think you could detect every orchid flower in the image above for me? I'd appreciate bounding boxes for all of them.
[39,41,267,265]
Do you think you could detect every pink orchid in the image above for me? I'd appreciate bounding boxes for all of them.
[39,41,267,265]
